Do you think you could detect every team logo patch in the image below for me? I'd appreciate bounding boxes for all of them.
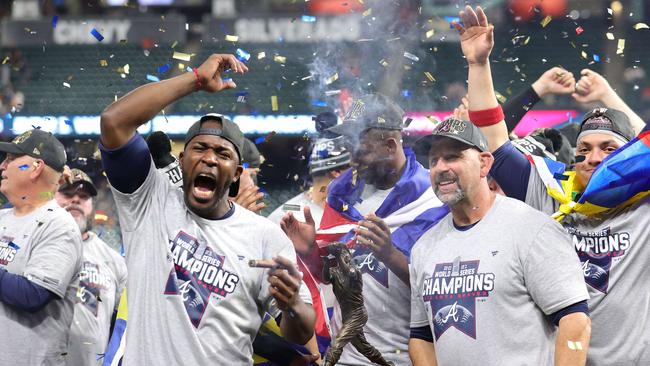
[0,236,19,266]
[164,231,240,328]
[351,247,388,287]
[568,227,629,294]
[75,261,112,316]
[423,259,495,340]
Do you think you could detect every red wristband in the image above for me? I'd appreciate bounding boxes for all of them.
[192,68,202,91]
[469,105,505,127]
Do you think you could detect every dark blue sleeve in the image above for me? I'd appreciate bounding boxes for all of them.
[551,300,589,326]
[489,142,532,202]
[503,86,541,133]
[100,134,152,194]
[0,269,55,313]
[409,325,433,342]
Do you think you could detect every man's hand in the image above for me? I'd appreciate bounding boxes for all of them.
[195,54,249,92]
[355,214,395,263]
[280,206,317,257]
[267,256,303,311]
[231,184,265,213]
[572,69,612,104]
[455,6,494,66]
[532,67,576,98]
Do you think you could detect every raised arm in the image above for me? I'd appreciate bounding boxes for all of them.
[573,69,646,134]
[100,54,248,149]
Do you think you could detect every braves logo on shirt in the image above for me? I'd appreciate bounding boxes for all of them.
[351,247,389,287]
[76,261,112,316]
[568,227,630,293]
[0,236,19,266]
[422,259,495,340]
[164,231,240,328]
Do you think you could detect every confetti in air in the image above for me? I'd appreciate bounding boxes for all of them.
[52,16,58,28]
[235,48,250,62]
[225,35,239,42]
[301,15,316,23]
[172,52,191,62]
[90,28,104,42]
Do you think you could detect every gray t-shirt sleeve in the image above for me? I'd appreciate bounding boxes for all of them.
[522,221,590,315]
[111,159,168,232]
[409,259,429,328]
[23,219,82,298]
[525,167,560,215]
[259,225,312,318]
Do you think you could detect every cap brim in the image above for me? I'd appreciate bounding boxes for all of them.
[414,134,478,155]
[0,142,26,155]
[59,181,98,197]
[326,122,364,137]
[228,179,241,198]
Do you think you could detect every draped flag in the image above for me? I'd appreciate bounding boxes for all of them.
[102,289,127,366]
[528,131,650,221]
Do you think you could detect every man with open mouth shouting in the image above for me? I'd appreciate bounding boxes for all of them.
[99,54,315,365]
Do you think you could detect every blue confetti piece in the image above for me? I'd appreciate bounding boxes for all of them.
[312,100,328,107]
[401,89,412,98]
[146,74,160,82]
[52,16,58,28]
[19,164,29,171]
[254,136,265,144]
[235,48,251,62]
[8,241,19,250]
[593,54,600,62]
[186,66,193,72]
[567,112,573,124]
[242,162,250,169]
[64,119,73,126]
[90,28,104,42]
[317,149,330,158]
[32,125,41,129]
[445,16,462,28]
[157,63,171,75]
[301,15,316,22]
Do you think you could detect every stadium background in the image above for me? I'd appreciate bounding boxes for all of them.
[1,0,649,251]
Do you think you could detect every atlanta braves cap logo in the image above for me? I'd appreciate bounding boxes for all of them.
[435,119,467,135]
[12,130,32,145]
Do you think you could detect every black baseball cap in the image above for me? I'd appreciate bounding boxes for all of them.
[184,114,245,197]
[58,168,98,197]
[0,129,67,172]
[327,93,407,137]
[578,108,635,142]
[309,136,350,175]
[415,118,489,155]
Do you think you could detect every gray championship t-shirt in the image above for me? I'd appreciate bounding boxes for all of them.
[410,195,589,366]
[526,168,650,365]
[0,200,83,366]
[111,160,311,365]
[67,232,127,366]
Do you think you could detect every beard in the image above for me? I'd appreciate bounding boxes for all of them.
[433,172,466,205]
[66,205,93,235]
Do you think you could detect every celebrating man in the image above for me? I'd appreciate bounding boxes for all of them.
[99,54,315,364]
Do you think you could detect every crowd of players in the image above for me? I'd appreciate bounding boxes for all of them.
[0,5,649,366]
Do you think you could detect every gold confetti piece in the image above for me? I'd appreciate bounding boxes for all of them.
[39,192,54,200]
[171,41,178,48]
[495,91,507,104]
[2,57,9,64]
[271,95,278,111]
[634,23,649,30]
[178,63,185,70]
[258,52,266,59]
[523,36,530,45]
[580,51,588,59]
[265,131,277,142]
[424,72,435,82]
[342,204,349,211]
[362,8,372,17]
[63,82,71,88]
[225,34,239,42]
[274,55,286,64]
[172,52,191,62]
[352,170,358,186]
[540,16,552,28]
[325,73,339,85]
[426,116,439,124]
[379,59,389,67]
[616,39,626,54]
[425,29,434,38]
[123,64,130,74]
[99,59,108,67]
[606,32,615,40]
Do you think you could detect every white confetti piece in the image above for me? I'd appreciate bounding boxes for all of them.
[172,52,191,62]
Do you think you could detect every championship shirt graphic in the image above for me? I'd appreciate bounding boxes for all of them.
[351,246,389,287]
[164,231,240,328]
[422,259,495,340]
[568,226,630,294]
[76,261,112,316]
[0,236,19,266]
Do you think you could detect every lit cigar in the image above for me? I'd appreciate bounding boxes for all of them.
[248,259,280,269]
